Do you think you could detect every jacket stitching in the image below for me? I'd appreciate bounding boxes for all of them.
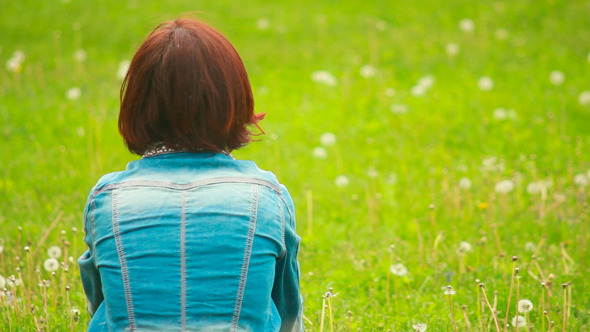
[231,184,259,331]
[111,190,136,331]
[93,177,281,197]
[180,190,187,332]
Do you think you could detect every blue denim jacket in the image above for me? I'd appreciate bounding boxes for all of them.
[78,152,303,331]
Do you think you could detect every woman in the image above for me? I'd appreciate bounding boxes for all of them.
[78,18,303,332]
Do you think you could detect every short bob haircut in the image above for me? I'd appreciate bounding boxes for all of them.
[119,18,264,155]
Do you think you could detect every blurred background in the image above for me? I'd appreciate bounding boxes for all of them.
[1,0,589,330]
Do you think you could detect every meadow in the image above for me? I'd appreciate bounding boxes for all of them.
[1,0,590,330]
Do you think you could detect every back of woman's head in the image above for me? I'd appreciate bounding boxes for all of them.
[119,18,264,155]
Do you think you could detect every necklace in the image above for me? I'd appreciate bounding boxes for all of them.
[142,144,234,159]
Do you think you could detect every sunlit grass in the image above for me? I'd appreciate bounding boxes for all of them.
[1,0,590,330]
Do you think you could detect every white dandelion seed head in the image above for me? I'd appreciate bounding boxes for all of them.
[526,182,542,194]
[73,49,87,62]
[524,242,536,252]
[518,299,533,313]
[6,57,23,72]
[66,87,81,100]
[412,323,427,332]
[573,173,588,187]
[494,28,509,40]
[445,43,460,56]
[478,77,494,91]
[390,263,408,277]
[43,258,60,272]
[47,246,62,259]
[386,172,398,185]
[0,245,3,254]
[549,70,565,86]
[390,103,408,114]
[256,17,270,30]
[578,91,590,105]
[335,175,349,187]
[76,127,85,137]
[312,146,327,159]
[411,84,426,97]
[319,132,337,147]
[359,64,377,78]
[456,241,472,254]
[458,177,472,190]
[367,167,379,179]
[495,180,515,194]
[384,87,396,97]
[511,315,527,329]
[117,60,130,80]
[459,18,475,32]
[493,108,507,120]
[442,285,456,295]
[6,276,22,288]
[418,75,435,89]
[311,70,338,87]
[0,275,5,289]
[13,50,25,62]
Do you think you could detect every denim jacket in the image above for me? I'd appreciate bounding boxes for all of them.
[78,152,303,332]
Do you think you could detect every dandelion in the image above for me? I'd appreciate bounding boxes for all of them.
[511,315,526,329]
[390,103,408,114]
[495,180,514,193]
[549,70,565,86]
[494,28,509,40]
[6,50,25,72]
[384,87,396,97]
[418,75,435,89]
[455,241,472,254]
[385,172,398,185]
[573,173,588,187]
[478,76,494,91]
[524,242,536,252]
[359,64,376,78]
[389,263,408,277]
[445,43,460,56]
[459,18,474,32]
[66,87,81,100]
[412,323,427,332]
[47,246,62,259]
[367,167,379,178]
[312,147,327,159]
[319,132,337,147]
[335,175,349,187]
[518,299,533,313]
[411,84,426,97]
[117,60,130,80]
[311,70,338,87]
[256,17,270,30]
[44,258,59,272]
[493,108,507,120]
[458,177,472,189]
[442,285,457,296]
[0,275,5,289]
[73,49,87,62]
[578,91,590,105]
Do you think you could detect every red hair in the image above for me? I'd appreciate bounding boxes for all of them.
[119,18,264,155]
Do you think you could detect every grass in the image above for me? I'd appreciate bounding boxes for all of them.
[1,0,590,330]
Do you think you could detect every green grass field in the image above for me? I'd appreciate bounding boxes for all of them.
[1,0,590,330]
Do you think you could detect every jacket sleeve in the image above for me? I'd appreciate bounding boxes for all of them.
[77,190,104,317]
[272,187,304,332]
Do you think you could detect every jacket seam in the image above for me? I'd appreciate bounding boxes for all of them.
[111,189,136,331]
[231,184,259,331]
[180,190,187,332]
[92,177,281,197]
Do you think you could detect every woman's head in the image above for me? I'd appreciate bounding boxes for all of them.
[119,18,264,155]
